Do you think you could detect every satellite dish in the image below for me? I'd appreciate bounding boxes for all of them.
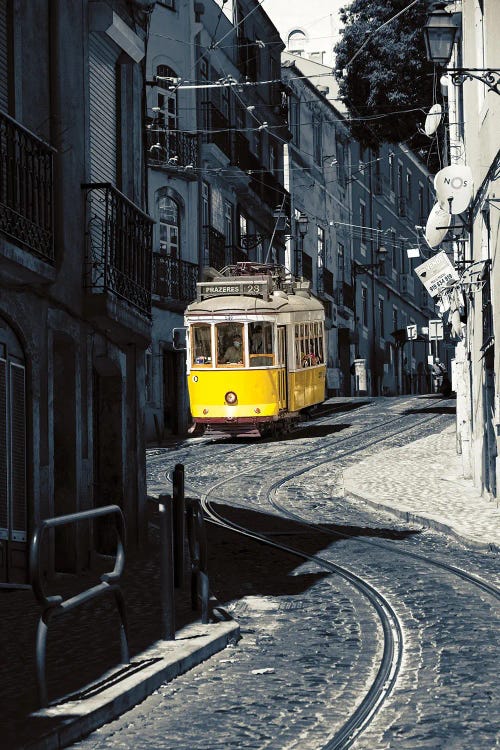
[425,202,451,248]
[434,165,473,214]
[424,104,442,136]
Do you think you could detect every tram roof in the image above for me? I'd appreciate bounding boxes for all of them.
[185,290,325,316]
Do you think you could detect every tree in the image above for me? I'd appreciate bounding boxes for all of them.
[334,0,440,151]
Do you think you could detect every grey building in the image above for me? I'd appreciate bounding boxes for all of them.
[144,0,289,441]
[0,0,153,584]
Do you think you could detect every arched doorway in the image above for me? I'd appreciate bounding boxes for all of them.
[0,319,27,584]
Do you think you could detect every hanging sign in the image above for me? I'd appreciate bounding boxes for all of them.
[414,251,459,297]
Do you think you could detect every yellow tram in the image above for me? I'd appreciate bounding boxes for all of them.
[184,263,326,436]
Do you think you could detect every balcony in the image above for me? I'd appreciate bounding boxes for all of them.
[0,111,56,283]
[226,244,247,266]
[82,183,154,345]
[202,225,226,270]
[146,128,198,173]
[152,254,198,305]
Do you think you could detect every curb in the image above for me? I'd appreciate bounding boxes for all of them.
[22,619,240,750]
[345,491,499,554]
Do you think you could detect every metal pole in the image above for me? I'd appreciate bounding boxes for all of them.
[158,494,175,640]
[173,464,185,588]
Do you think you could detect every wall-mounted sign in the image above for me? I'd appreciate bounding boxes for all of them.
[407,324,417,340]
[428,319,444,339]
[414,251,459,297]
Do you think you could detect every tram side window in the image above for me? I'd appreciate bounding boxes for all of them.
[192,324,212,366]
[295,322,324,367]
[217,323,244,366]
[249,322,274,367]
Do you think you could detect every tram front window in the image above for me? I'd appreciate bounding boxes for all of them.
[249,322,274,367]
[217,323,244,366]
[192,324,212,366]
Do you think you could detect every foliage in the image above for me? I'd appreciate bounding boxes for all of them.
[334,0,440,151]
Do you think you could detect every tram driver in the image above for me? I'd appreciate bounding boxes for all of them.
[222,335,243,364]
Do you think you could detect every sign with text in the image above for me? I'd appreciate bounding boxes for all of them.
[407,324,417,340]
[197,277,271,301]
[428,319,444,340]
[414,251,459,297]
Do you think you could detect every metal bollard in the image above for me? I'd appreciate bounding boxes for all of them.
[158,494,175,640]
[172,464,185,588]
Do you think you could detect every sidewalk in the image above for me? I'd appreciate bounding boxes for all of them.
[343,422,500,553]
[1,507,239,750]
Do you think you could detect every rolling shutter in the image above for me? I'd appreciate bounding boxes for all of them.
[89,33,118,183]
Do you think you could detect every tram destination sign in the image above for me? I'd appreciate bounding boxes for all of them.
[197,277,271,301]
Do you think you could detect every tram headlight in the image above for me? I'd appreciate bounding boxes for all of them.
[225,391,238,405]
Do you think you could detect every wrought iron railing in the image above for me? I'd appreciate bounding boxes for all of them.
[202,224,226,269]
[152,253,198,301]
[146,128,198,169]
[82,183,154,317]
[0,110,55,262]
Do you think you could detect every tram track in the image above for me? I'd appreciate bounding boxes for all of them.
[150,398,481,749]
[187,408,454,748]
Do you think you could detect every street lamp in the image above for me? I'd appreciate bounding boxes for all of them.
[296,213,309,278]
[424,2,500,95]
[352,245,388,276]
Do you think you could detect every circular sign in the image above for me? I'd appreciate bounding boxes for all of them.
[424,104,442,136]
[434,165,473,214]
[425,202,452,248]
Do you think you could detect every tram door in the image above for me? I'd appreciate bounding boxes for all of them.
[277,326,287,410]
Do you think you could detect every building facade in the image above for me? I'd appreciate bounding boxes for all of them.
[0,0,153,583]
[144,0,289,441]
[436,0,500,496]
[281,51,438,397]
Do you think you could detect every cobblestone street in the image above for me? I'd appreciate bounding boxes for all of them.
[71,396,499,750]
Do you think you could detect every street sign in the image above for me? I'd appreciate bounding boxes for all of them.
[429,319,444,340]
[407,324,417,340]
[414,251,459,297]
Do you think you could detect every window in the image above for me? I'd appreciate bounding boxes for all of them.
[392,307,398,335]
[397,162,403,197]
[378,297,385,338]
[288,29,307,56]
[317,226,325,268]
[191,324,212,366]
[406,170,412,201]
[313,112,322,165]
[361,286,368,327]
[336,137,346,187]
[202,182,210,227]
[294,322,324,368]
[156,65,177,131]
[249,322,274,367]
[239,212,247,243]
[158,195,179,256]
[390,230,397,269]
[224,200,233,246]
[360,201,367,246]
[338,242,345,283]
[290,96,300,146]
[418,183,425,223]
[216,323,244,366]
[389,152,395,192]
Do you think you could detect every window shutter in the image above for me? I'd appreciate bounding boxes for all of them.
[89,33,118,183]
